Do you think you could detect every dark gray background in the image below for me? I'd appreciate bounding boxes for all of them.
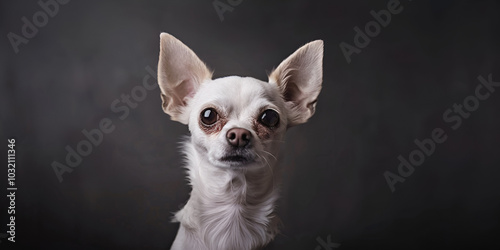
[1,0,500,249]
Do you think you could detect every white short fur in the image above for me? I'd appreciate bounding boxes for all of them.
[156,33,323,250]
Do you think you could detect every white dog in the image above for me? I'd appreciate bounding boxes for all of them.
[156,33,323,250]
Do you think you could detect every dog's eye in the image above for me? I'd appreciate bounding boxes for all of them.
[200,108,218,126]
[259,109,279,127]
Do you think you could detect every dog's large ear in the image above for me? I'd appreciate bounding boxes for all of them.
[269,40,323,127]
[157,33,212,124]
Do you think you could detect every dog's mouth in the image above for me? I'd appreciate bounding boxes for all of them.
[221,155,248,162]
[219,153,255,166]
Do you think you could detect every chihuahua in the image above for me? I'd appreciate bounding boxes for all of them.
[156,33,323,250]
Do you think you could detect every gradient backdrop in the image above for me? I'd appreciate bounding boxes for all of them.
[1,0,500,249]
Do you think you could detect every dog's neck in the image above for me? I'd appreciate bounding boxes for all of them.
[174,138,280,249]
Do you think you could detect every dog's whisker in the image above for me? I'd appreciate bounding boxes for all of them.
[257,152,275,182]
[261,150,278,161]
[263,139,286,145]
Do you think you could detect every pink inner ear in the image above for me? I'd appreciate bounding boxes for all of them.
[186,85,196,98]
[282,79,303,105]
[172,79,196,106]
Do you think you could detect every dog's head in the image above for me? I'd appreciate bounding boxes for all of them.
[157,33,323,169]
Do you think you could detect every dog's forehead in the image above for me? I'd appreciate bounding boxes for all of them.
[195,76,279,107]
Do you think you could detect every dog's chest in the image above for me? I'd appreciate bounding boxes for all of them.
[195,176,277,249]
[199,202,274,249]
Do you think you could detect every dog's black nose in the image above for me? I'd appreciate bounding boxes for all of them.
[226,128,252,147]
